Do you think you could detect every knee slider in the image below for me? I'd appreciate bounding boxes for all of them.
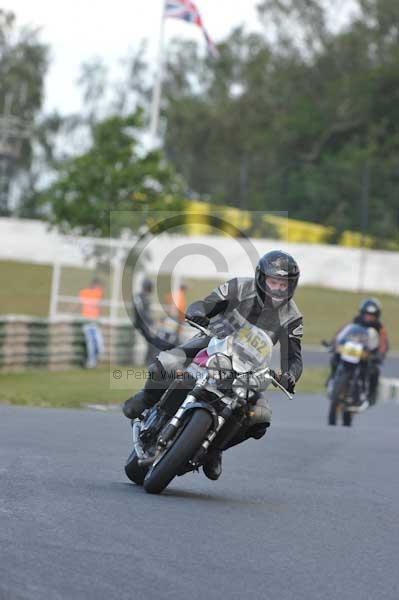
[122,390,146,419]
[146,359,173,385]
[248,422,270,440]
[141,359,174,405]
[147,359,163,380]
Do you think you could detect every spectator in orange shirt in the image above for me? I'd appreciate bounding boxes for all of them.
[79,278,104,368]
[133,278,158,366]
[174,282,188,324]
[164,282,188,343]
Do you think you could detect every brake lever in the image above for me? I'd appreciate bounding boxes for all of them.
[263,372,294,400]
[185,318,212,338]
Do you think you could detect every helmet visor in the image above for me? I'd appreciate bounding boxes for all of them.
[260,275,292,307]
[362,312,378,323]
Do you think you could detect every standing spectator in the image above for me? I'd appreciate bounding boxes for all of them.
[134,278,158,366]
[79,278,104,368]
[174,282,188,324]
[164,281,188,343]
[174,282,188,343]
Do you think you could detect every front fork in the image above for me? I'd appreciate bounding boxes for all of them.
[138,383,245,468]
[158,391,241,458]
[135,389,214,468]
[193,400,247,465]
[156,393,203,449]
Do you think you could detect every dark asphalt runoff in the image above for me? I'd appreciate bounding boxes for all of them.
[1,396,399,600]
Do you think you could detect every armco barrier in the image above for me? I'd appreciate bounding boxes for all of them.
[0,316,135,371]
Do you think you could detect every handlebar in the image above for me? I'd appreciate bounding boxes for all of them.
[185,318,212,337]
[257,368,294,400]
[186,319,293,400]
[321,339,333,348]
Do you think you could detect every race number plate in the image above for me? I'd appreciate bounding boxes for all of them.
[339,341,363,364]
[233,325,272,371]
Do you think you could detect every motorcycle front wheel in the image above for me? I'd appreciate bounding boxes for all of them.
[328,367,351,426]
[342,410,353,427]
[144,409,213,495]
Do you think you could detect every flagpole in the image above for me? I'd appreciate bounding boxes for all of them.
[149,0,167,145]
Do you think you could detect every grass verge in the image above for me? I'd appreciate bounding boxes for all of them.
[295,367,328,395]
[0,367,138,409]
[0,260,52,317]
[0,366,327,409]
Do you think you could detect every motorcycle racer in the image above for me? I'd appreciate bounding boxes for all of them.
[123,250,304,480]
[329,298,389,405]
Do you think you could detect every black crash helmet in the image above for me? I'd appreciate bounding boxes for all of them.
[359,298,381,322]
[255,250,300,308]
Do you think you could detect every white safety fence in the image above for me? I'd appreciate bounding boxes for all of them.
[2,217,399,296]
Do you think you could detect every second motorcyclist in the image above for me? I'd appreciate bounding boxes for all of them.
[123,250,304,480]
[329,298,389,405]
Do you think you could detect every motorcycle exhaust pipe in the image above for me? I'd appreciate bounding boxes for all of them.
[347,400,369,413]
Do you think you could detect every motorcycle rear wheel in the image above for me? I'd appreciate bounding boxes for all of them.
[144,409,213,495]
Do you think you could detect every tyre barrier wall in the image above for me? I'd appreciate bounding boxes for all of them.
[0,317,135,371]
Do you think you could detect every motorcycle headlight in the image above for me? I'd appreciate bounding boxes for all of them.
[206,353,233,381]
[232,374,262,399]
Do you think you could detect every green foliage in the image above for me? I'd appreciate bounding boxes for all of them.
[162,0,399,246]
[0,9,49,214]
[40,111,184,237]
[7,1,399,245]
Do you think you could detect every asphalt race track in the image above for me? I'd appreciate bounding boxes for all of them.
[1,396,398,600]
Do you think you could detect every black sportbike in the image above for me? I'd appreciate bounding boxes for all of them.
[124,319,292,494]
[325,323,379,427]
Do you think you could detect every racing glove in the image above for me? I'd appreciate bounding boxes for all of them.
[185,306,209,329]
[279,372,296,393]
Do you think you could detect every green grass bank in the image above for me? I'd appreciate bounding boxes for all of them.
[1,260,398,349]
[0,366,328,409]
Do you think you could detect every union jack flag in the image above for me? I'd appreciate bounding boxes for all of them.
[164,0,218,57]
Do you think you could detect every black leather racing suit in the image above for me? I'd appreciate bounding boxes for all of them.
[185,277,303,381]
[136,277,303,432]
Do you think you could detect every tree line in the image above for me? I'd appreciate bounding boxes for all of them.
[1,1,398,245]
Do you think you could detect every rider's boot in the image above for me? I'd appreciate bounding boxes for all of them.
[224,422,270,449]
[123,390,149,419]
[123,359,173,419]
[202,423,270,481]
[203,450,223,481]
